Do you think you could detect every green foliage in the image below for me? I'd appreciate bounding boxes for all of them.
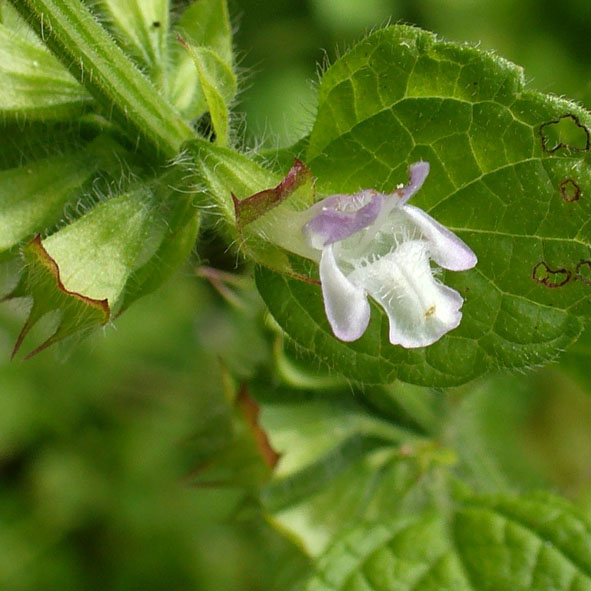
[257,26,591,386]
[116,188,199,315]
[8,235,110,359]
[0,148,98,251]
[85,0,170,87]
[254,368,591,588]
[180,43,236,145]
[0,279,309,590]
[307,494,591,591]
[40,192,151,305]
[9,0,194,158]
[188,139,315,272]
[0,20,92,119]
[1,0,591,589]
[0,0,218,353]
[170,0,233,120]
[257,385,436,555]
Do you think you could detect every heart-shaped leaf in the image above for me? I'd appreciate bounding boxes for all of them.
[256,26,591,386]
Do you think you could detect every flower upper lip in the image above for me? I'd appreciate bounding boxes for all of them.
[303,191,384,249]
[301,161,478,348]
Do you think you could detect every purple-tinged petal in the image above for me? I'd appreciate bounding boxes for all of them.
[397,161,430,204]
[319,245,370,342]
[301,162,430,250]
[401,204,477,271]
[303,190,383,249]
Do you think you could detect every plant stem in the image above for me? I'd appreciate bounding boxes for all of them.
[9,0,195,160]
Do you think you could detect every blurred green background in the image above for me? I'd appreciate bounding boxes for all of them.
[237,0,591,146]
[1,0,591,589]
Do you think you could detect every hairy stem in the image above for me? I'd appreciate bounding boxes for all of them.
[9,0,195,159]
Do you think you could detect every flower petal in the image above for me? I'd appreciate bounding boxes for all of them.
[302,161,431,250]
[401,205,477,271]
[349,240,464,348]
[303,190,383,249]
[319,244,371,342]
[398,161,430,204]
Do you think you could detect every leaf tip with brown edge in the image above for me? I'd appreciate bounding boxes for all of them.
[9,235,110,360]
[232,158,313,228]
[237,385,280,469]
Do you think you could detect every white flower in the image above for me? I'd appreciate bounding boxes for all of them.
[301,162,477,348]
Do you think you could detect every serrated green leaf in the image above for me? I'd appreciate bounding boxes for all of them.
[84,0,169,90]
[307,493,591,591]
[0,22,92,119]
[256,25,591,386]
[169,0,232,120]
[455,494,591,591]
[255,262,490,386]
[307,514,464,591]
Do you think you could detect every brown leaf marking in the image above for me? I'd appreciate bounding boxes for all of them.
[237,385,280,469]
[575,260,591,285]
[532,261,572,288]
[231,159,320,284]
[232,158,312,227]
[283,270,321,286]
[539,113,590,153]
[11,235,109,359]
[560,178,581,203]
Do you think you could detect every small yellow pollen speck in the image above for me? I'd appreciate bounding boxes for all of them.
[425,305,436,318]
